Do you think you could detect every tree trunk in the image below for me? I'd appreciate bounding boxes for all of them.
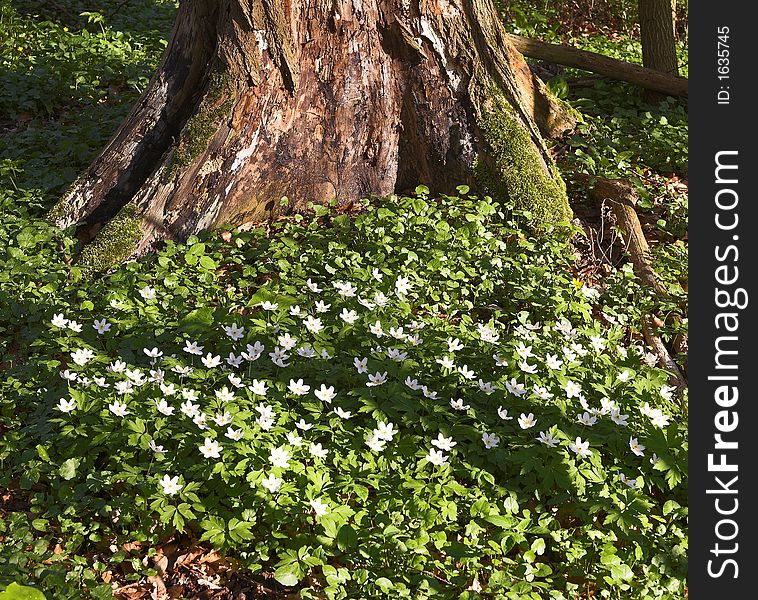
[48,0,576,272]
[638,0,678,101]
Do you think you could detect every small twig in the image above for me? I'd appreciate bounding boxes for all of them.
[642,315,687,391]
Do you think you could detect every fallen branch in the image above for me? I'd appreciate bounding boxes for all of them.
[643,315,688,391]
[505,33,688,97]
[587,177,669,296]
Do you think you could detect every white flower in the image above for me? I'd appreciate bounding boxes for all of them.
[562,347,577,363]
[339,308,359,324]
[482,432,500,449]
[569,437,592,458]
[477,323,500,343]
[372,267,384,282]
[532,385,553,400]
[610,409,629,426]
[478,380,497,394]
[269,446,290,468]
[577,412,597,427]
[536,431,559,447]
[366,371,388,387]
[309,497,329,516]
[589,335,606,352]
[215,387,235,403]
[156,399,175,416]
[93,376,109,388]
[395,276,412,296]
[159,475,182,496]
[314,300,331,314]
[565,380,582,399]
[71,348,95,366]
[600,398,618,414]
[60,369,78,382]
[493,354,509,367]
[288,378,311,396]
[617,345,629,358]
[407,333,422,346]
[250,379,268,396]
[505,378,526,397]
[545,354,563,370]
[315,384,336,403]
[149,440,167,454]
[219,322,245,342]
[51,313,68,328]
[617,370,633,383]
[213,411,233,426]
[257,416,275,430]
[376,421,398,441]
[286,431,302,446]
[181,388,199,401]
[199,438,222,459]
[497,406,513,420]
[555,319,574,337]
[225,427,244,441]
[108,400,130,417]
[295,419,312,431]
[260,301,279,311]
[328,406,350,420]
[404,377,420,390]
[126,368,146,385]
[309,442,328,459]
[385,348,407,362]
[226,353,244,368]
[571,342,588,357]
[139,286,156,300]
[261,473,283,493]
[515,343,533,360]
[643,351,658,367]
[431,433,456,451]
[358,297,376,310]
[114,380,133,395]
[67,320,83,333]
[422,386,438,399]
[334,281,357,298]
[180,400,200,418]
[172,365,192,376]
[302,316,323,333]
[388,326,405,340]
[289,305,304,317]
[193,412,208,430]
[369,321,384,337]
[353,357,368,374]
[457,365,476,380]
[518,413,537,429]
[436,356,455,369]
[629,437,646,456]
[426,448,448,466]
[581,285,600,300]
[201,353,221,368]
[93,319,111,334]
[306,278,322,293]
[618,472,639,489]
[297,346,316,358]
[256,403,275,420]
[144,347,163,360]
[659,385,675,402]
[519,361,537,374]
[57,397,77,413]
[365,433,387,452]
[651,412,670,428]
[650,453,659,466]
[447,337,464,353]
[449,398,470,411]
[183,340,204,355]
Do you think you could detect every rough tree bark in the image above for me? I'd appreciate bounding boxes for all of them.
[48,0,577,272]
[638,0,679,101]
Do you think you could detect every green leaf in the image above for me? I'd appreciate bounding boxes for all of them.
[59,457,80,480]
[375,577,394,592]
[336,524,358,552]
[0,583,48,600]
[274,563,301,587]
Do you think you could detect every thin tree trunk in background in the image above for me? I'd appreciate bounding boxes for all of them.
[638,0,679,101]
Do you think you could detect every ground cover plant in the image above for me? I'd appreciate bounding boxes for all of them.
[1,1,687,598]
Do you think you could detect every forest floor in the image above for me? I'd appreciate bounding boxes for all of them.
[1,1,687,599]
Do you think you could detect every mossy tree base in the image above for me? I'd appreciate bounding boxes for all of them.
[51,0,575,268]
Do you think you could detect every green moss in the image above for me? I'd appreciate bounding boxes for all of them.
[77,203,142,275]
[474,87,572,230]
[163,69,234,181]
[46,175,85,224]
